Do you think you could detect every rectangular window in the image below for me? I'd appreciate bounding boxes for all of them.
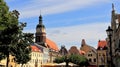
[94,58,96,62]
[89,58,91,62]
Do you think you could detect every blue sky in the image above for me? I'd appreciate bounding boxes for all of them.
[5,0,120,49]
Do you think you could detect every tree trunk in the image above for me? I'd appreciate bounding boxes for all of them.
[6,53,9,67]
[66,62,69,67]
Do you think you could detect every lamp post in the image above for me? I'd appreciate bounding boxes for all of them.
[106,26,113,67]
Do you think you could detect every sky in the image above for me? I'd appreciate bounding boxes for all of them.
[5,0,120,49]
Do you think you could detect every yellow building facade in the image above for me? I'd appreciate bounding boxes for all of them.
[0,55,19,67]
[22,45,43,67]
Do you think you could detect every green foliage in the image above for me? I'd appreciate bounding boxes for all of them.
[0,0,33,66]
[0,0,19,61]
[54,54,89,67]
[54,56,70,63]
[0,0,9,30]
[13,32,33,64]
[54,57,64,63]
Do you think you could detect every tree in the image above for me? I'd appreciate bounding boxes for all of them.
[53,56,64,63]
[54,54,89,67]
[69,54,89,67]
[15,33,33,67]
[0,0,33,67]
[0,0,9,31]
[54,56,69,67]
[12,23,33,67]
[0,0,19,67]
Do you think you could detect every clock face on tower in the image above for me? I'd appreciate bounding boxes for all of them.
[36,28,42,32]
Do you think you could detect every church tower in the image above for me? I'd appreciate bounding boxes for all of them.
[111,3,117,31]
[35,15,46,45]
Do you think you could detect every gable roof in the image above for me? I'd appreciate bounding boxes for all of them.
[80,39,96,54]
[69,46,80,55]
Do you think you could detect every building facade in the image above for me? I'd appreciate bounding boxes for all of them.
[97,40,107,67]
[34,43,49,65]
[80,39,97,66]
[106,4,120,67]
[0,55,19,67]
[22,45,43,67]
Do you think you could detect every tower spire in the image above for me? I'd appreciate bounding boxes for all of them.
[36,12,46,44]
[39,13,42,24]
[112,3,114,10]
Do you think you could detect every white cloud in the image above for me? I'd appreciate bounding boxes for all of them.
[16,0,110,18]
[46,22,109,49]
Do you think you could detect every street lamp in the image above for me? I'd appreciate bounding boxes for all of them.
[106,26,113,36]
[106,26,113,67]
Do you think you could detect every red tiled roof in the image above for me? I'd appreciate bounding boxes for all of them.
[31,45,42,52]
[46,38,59,51]
[98,40,107,48]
